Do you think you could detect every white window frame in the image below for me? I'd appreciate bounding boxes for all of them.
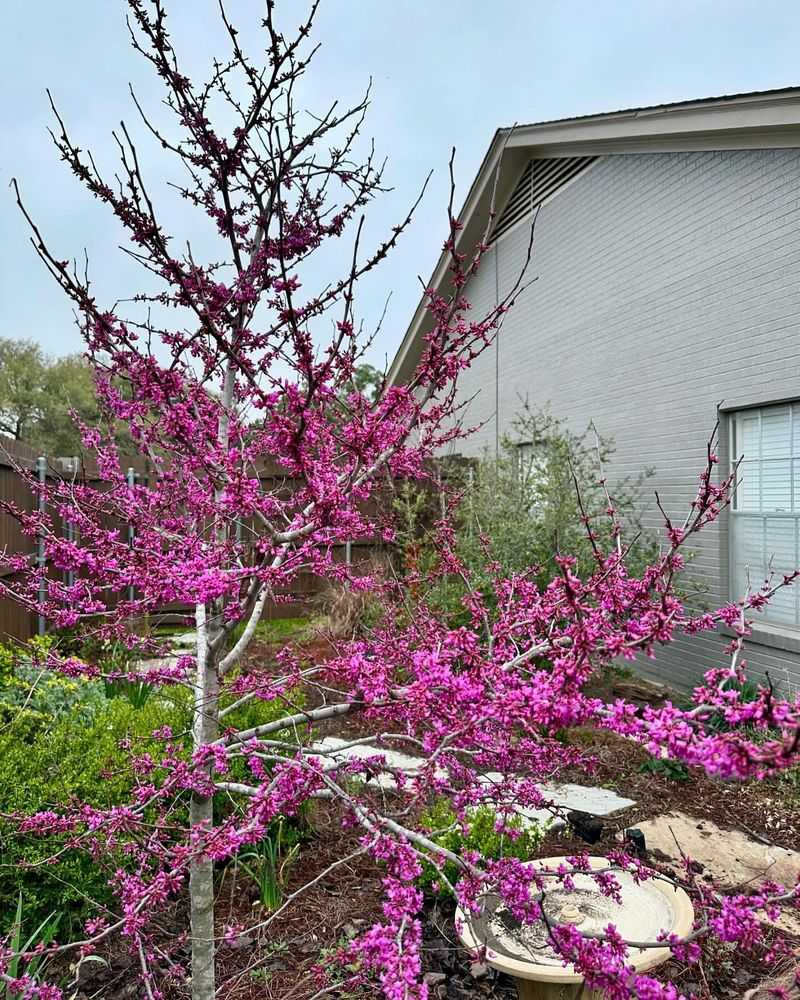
[728,402,800,630]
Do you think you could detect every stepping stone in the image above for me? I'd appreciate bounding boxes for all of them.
[134,633,195,673]
[636,811,800,936]
[310,738,635,828]
[636,811,800,889]
[538,781,636,817]
[135,654,182,672]
[170,631,197,650]
[311,736,426,789]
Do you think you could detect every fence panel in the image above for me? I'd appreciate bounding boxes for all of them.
[0,442,386,642]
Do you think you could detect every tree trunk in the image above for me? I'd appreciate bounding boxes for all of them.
[191,360,232,999]
[190,604,219,1000]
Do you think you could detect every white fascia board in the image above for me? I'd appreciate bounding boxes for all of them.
[387,133,512,386]
[506,96,800,153]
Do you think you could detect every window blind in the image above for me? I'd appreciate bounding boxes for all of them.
[730,403,800,626]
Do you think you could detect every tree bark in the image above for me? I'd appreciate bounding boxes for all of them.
[189,603,219,1000]
[190,360,234,1000]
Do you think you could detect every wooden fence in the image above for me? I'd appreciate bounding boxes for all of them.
[0,438,40,642]
[0,438,383,643]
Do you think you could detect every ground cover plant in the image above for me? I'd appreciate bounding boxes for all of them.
[0,3,799,999]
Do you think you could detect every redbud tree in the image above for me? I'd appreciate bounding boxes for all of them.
[2,3,800,1000]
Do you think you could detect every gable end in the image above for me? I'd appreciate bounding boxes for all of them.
[490,156,597,242]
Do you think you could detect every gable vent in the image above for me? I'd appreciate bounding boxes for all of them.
[490,156,596,243]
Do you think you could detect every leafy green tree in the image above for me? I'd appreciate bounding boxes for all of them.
[393,404,658,622]
[38,354,101,456]
[349,362,383,403]
[0,339,47,444]
[459,403,657,585]
[0,337,99,456]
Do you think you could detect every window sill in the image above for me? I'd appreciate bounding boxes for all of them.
[720,621,800,655]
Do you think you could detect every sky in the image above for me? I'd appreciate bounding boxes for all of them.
[2,0,800,372]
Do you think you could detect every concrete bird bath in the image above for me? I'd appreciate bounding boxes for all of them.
[455,856,694,1000]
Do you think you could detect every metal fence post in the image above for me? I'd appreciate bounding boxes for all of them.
[127,467,136,603]
[65,456,77,589]
[37,455,46,636]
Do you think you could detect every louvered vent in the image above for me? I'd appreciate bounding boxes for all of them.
[490,156,596,242]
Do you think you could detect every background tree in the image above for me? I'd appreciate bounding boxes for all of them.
[392,403,658,623]
[0,338,48,445]
[0,337,99,455]
[349,361,384,403]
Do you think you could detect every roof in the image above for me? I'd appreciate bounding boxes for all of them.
[388,87,800,386]
[513,87,800,132]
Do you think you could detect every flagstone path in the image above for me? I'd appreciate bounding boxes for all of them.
[310,736,635,829]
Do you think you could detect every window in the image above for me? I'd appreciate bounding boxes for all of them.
[730,403,800,627]
[515,441,535,479]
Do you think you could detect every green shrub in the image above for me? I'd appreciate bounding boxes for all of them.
[0,662,107,735]
[418,799,545,897]
[706,678,762,734]
[0,629,307,936]
[639,756,690,782]
[218,682,307,791]
[393,405,658,627]
[0,695,190,933]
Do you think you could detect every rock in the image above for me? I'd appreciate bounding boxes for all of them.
[309,738,635,819]
[636,811,800,933]
[424,972,447,986]
[612,678,670,705]
[535,780,635,817]
[566,810,604,844]
[171,631,197,649]
[469,961,488,979]
[636,811,800,889]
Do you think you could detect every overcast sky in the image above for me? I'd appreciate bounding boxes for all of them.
[2,0,800,370]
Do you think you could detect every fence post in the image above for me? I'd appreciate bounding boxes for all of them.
[37,455,46,636]
[65,456,78,590]
[127,467,136,603]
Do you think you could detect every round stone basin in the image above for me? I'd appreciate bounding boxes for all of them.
[455,856,694,999]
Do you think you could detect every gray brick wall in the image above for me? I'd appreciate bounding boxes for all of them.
[449,148,800,693]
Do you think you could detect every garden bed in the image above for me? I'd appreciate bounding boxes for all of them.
[6,626,798,1000]
[63,635,798,1000]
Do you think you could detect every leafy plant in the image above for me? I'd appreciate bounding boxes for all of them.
[418,800,545,897]
[1,891,60,996]
[707,678,762,734]
[0,695,190,931]
[639,756,690,781]
[0,639,106,736]
[236,819,300,911]
[394,405,658,626]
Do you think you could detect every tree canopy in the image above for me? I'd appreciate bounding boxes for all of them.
[0,338,98,456]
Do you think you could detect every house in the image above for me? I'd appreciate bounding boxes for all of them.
[389,88,800,693]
